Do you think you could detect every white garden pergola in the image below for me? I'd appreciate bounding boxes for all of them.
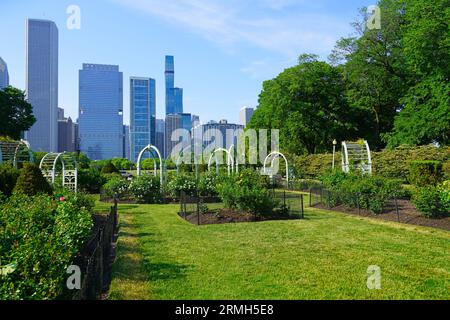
[263,151,289,186]
[341,140,372,175]
[136,144,164,185]
[207,148,234,176]
[0,139,33,168]
[39,152,78,192]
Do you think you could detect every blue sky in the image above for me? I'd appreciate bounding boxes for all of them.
[0,0,373,124]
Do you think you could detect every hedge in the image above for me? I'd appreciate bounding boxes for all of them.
[408,161,443,187]
[290,145,450,183]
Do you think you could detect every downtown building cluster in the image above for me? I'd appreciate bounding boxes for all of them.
[1,19,254,161]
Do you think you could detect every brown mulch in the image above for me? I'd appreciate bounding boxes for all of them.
[313,200,450,232]
[180,208,300,225]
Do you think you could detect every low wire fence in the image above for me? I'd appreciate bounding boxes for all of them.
[179,189,305,225]
[69,199,119,300]
[308,186,402,222]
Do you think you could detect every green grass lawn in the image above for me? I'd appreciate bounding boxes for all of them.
[104,196,450,300]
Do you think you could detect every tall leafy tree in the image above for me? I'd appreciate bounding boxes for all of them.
[330,0,411,149]
[248,55,359,155]
[386,0,450,147]
[0,87,36,140]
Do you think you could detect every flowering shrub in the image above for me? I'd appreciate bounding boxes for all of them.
[412,185,449,218]
[103,176,129,198]
[167,174,198,197]
[0,194,93,300]
[129,175,162,204]
[198,172,219,197]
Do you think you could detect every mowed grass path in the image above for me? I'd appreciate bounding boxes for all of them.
[106,199,450,300]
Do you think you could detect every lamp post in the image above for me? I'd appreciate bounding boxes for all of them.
[332,139,337,170]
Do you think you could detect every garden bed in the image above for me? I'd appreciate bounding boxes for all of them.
[313,199,450,231]
[179,208,301,225]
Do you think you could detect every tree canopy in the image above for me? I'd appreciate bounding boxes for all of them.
[249,0,449,155]
[0,87,36,140]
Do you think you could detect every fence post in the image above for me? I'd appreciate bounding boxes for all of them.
[309,189,312,207]
[357,193,360,215]
[197,194,200,226]
[300,194,304,219]
[394,197,400,223]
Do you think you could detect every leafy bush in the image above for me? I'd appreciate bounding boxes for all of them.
[129,175,162,204]
[167,174,198,197]
[439,181,450,211]
[320,171,403,214]
[111,158,135,170]
[198,172,219,197]
[291,179,323,191]
[409,160,443,186]
[103,176,129,198]
[217,169,278,216]
[412,186,449,218]
[13,163,52,196]
[78,168,107,194]
[0,194,93,299]
[100,161,120,174]
[0,164,20,197]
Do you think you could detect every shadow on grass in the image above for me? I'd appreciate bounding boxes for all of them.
[144,261,189,281]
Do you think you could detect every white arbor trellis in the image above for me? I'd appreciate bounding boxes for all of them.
[207,148,234,176]
[341,140,372,175]
[136,144,164,185]
[39,152,78,192]
[0,140,34,168]
[263,151,289,186]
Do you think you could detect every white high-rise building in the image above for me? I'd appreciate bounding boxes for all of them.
[0,57,9,89]
[25,19,59,152]
[239,106,254,127]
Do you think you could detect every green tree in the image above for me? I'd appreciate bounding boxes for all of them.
[385,0,450,147]
[331,0,411,149]
[0,87,36,140]
[13,163,53,196]
[248,55,358,155]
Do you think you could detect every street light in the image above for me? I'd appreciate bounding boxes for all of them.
[332,139,337,170]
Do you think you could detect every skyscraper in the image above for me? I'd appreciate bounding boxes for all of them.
[0,57,9,89]
[123,125,130,160]
[165,55,183,115]
[165,114,182,158]
[130,77,156,162]
[155,119,165,157]
[78,63,123,160]
[25,19,58,152]
[240,106,254,127]
[57,107,77,152]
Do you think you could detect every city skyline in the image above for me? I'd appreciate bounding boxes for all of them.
[0,0,373,125]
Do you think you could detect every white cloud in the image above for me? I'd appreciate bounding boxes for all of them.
[111,0,348,58]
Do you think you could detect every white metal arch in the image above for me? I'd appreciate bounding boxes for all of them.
[207,148,234,176]
[0,139,33,168]
[341,140,372,175]
[263,151,289,186]
[136,144,163,185]
[39,152,78,192]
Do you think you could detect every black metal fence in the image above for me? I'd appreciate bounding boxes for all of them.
[308,186,402,222]
[179,189,305,225]
[70,199,119,300]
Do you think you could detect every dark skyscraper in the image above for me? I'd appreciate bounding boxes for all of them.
[165,55,183,115]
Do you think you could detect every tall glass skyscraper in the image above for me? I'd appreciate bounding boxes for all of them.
[165,55,183,115]
[0,57,9,89]
[25,19,58,152]
[78,63,123,160]
[130,77,156,162]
